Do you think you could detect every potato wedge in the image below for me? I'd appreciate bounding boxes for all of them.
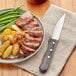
[0,28,16,40]
[2,45,12,58]
[2,28,12,35]
[2,35,15,43]
[12,43,20,56]
[7,35,14,43]
[0,40,10,56]
[0,29,12,40]
[11,25,22,32]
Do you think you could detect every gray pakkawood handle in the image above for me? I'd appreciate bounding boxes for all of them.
[39,38,58,73]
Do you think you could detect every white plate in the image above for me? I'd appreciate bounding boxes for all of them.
[0,8,45,63]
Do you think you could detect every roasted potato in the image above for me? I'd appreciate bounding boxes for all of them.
[0,28,16,40]
[2,45,12,58]
[2,35,15,43]
[0,29,11,40]
[12,43,20,56]
[0,40,10,56]
[11,25,22,32]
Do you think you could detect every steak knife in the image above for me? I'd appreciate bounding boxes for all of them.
[39,14,66,73]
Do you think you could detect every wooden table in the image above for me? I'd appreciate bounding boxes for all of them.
[0,0,76,76]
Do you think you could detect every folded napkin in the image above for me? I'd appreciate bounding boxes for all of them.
[14,5,76,76]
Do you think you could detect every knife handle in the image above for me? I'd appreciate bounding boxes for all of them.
[39,38,58,73]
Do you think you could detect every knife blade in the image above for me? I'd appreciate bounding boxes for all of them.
[39,14,66,73]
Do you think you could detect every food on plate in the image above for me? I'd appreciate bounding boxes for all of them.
[11,31,16,36]
[14,11,43,57]
[0,40,10,56]
[2,45,13,58]
[0,7,25,32]
[0,28,16,43]
[0,8,43,60]
[12,43,20,56]
[11,25,22,32]
[2,35,14,43]
[0,29,11,40]
[0,19,16,32]
[0,28,16,40]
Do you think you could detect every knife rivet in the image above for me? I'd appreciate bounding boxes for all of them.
[50,49,52,51]
[48,56,50,58]
[53,42,55,44]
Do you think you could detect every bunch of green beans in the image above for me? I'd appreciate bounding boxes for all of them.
[0,7,25,32]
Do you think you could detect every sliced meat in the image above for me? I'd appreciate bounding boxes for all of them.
[22,18,38,27]
[16,18,22,25]
[22,41,40,49]
[19,49,29,57]
[28,30,43,37]
[16,19,34,27]
[16,19,29,27]
[21,43,35,52]
[16,11,33,27]
[23,24,39,30]
[14,32,42,43]
[15,11,43,57]
[30,26,42,31]
[25,33,42,43]
[21,11,32,19]
[16,13,38,30]
[29,18,38,25]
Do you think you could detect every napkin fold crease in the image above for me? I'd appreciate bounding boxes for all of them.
[14,5,76,76]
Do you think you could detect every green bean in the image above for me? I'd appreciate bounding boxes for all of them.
[0,10,25,19]
[0,18,16,26]
[0,15,20,22]
[0,24,5,27]
[0,7,26,32]
[0,19,16,32]
[0,12,19,18]
[17,9,25,14]
[0,7,21,15]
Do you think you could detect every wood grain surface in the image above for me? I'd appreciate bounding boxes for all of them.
[0,0,76,76]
